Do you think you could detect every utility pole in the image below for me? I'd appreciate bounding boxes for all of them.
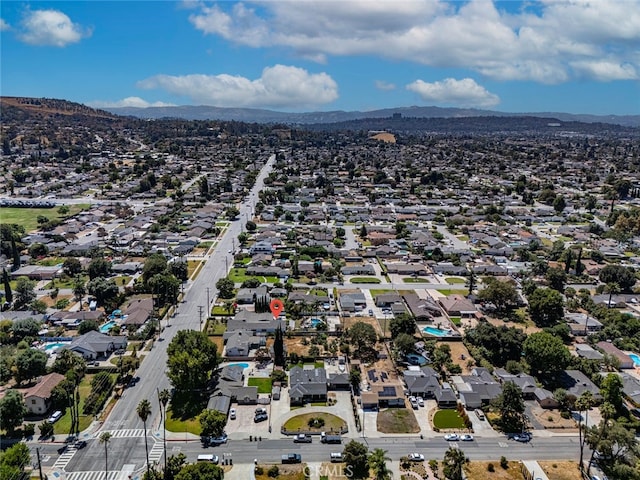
[36,448,43,480]
[198,305,204,331]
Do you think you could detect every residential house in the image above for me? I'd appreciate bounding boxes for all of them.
[62,330,127,360]
[557,370,602,401]
[452,368,502,409]
[224,330,264,357]
[403,367,440,398]
[565,312,603,336]
[435,384,458,408]
[289,366,328,405]
[596,341,634,369]
[20,372,65,414]
[49,310,104,329]
[620,373,640,407]
[227,310,284,333]
[340,265,376,276]
[122,297,154,328]
[439,294,477,318]
[574,344,604,362]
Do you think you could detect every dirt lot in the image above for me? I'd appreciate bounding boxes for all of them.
[486,317,543,335]
[437,341,475,374]
[538,461,583,480]
[530,405,578,431]
[343,315,384,336]
[208,336,224,354]
[255,464,306,480]
[284,337,312,356]
[377,408,420,433]
[464,461,525,480]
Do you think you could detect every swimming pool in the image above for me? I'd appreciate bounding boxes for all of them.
[423,326,454,337]
[228,363,249,369]
[405,353,428,366]
[43,342,69,352]
[310,318,323,327]
[630,353,640,367]
[99,320,117,333]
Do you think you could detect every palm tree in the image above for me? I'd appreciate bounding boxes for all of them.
[137,399,152,478]
[604,282,620,309]
[586,401,615,477]
[368,448,391,480]
[157,389,170,473]
[99,432,112,480]
[443,447,467,480]
[575,391,594,472]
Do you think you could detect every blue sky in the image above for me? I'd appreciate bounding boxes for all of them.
[1,1,639,115]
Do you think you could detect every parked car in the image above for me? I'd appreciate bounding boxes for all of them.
[368,309,373,315]
[509,432,532,443]
[255,407,267,415]
[417,397,424,407]
[460,434,474,441]
[444,434,459,441]
[293,434,312,443]
[330,452,343,463]
[197,454,219,464]
[407,453,425,462]
[48,410,63,423]
[229,408,236,420]
[254,413,268,423]
[208,434,228,445]
[282,453,302,464]
[409,396,419,409]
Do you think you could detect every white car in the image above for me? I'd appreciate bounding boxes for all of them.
[444,434,459,441]
[229,408,236,420]
[460,434,474,441]
[417,397,424,407]
[407,453,425,462]
[48,410,63,423]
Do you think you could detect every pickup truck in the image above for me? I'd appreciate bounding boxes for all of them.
[320,432,342,444]
[282,453,302,464]
[293,434,312,443]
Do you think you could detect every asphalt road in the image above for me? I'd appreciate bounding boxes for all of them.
[62,154,276,474]
[45,434,582,474]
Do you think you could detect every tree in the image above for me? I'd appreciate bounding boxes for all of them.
[73,278,86,306]
[600,373,624,414]
[369,448,391,480]
[575,391,595,473]
[394,333,416,356]
[0,390,27,432]
[225,206,240,220]
[158,389,170,472]
[493,381,526,433]
[477,279,519,312]
[99,432,112,480]
[273,325,285,367]
[14,276,36,309]
[215,277,234,299]
[0,442,31,480]
[389,313,415,339]
[170,261,188,282]
[586,417,640,478]
[199,410,226,438]
[14,348,47,385]
[39,420,54,439]
[174,462,224,480]
[28,243,48,258]
[523,331,571,377]
[604,282,620,309]
[466,269,476,296]
[166,330,218,391]
[545,267,567,292]
[137,399,152,478]
[528,288,564,327]
[342,440,369,479]
[465,320,527,367]
[599,264,637,292]
[78,319,100,334]
[553,194,566,213]
[87,277,120,307]
[245,220,257,232]
[359,225,367,239]
[142,254,169,285]
[443,446,467,480]
[88,258,111,280]
[347,321,377,362]
[349,366,361,393]
[2,269,12,305]
[165,453,187,480]
[11,317,41,342]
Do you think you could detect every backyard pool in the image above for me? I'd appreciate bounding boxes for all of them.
[630,353,640,367]
[99,320,117,333]
[310,318,323,327]
[423,326,454,337]
[405,353,428,366]
[43,342,70,352]
[228,363,249,369]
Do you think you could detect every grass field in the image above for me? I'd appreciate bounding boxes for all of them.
[283,413,346,433]
[1,204,89,232]
[403,277,430,283]
[445,277,466,284]
[247,377,273,393]
[350,277,381,284]
[165,391,207,434]
[377,408,420,433]
[433,409,466,429]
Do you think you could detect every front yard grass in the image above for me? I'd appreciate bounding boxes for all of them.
[433,409,465,429]
[464,461,523,480]
[403,277,430,283]
[248,377,273,393]
[377,408,420,433]
[283,413,346,433]
[165,391,207,434]
[350,277,381,284]
[445,277,466,284]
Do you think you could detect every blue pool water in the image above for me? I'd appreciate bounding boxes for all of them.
[99,320,117,333]
[630,353,640,367]
[44,342,69,352]
[423,326,454,337]
[229,363,249,369]
[310,318,323,327]
[406,353,428,366]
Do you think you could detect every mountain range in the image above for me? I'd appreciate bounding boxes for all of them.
[103,104,640,127]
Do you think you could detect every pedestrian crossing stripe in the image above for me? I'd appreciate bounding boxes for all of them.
[52,448,78,469]
[97,429,147,438]
[148,443,164,462]
[66,471,120,480]
[498,442,509,448]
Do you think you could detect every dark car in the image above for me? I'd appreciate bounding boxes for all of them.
[282,453,302,464]
[293,434,312,443]
[254,413,268,423]
[73,440,87,449]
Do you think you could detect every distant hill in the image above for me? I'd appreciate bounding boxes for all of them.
[1,96,118,120]
[103,104,640,127]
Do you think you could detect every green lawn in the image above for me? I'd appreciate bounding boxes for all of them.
[433,409,466,429]
[369,289,389,297]
[228,268,250,283]
[403,277,430,283]
[212,305,235,316]
[456,235,469,241]
[436,289,454,295]
[248,377,273,393]
[37,257,65,266]
[206,321,227,335]
[165,391,207,434]
[46,275,88,289]
[350,277,381,284]
[309,288,328,297]
[445,277,466,284]
[450,317,462,326]
[283,413,346,432]
[0,205,89,232]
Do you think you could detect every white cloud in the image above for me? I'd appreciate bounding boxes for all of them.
[19,9,90,47]
[137,64,338,109]
[570,60,638,81]
[406,78,500,108]
[0,18,10,31]
[89,97,176,108]
[375,80,396,91]
[188,0,640,83]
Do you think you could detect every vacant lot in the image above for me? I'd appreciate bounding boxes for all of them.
[343,315,383,336]
[538,461,582,480]
[1,204,88,232]
[433,409,465,429]
[255,464,306,480]
[377,408,420,433]
[283,413,346,433]
[530,405,577,431]
[438,341,475,374]
[464,461,523,480]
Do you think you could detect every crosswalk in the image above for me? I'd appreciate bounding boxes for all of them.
[97,429,147,439]
[148,442,164,464]
[66,464,136,480]
[52,446,79,469]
